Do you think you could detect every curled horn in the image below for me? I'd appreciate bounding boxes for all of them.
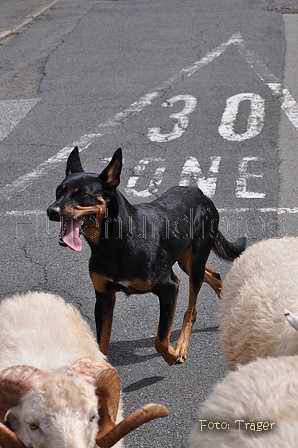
[0,365,48,448]
[0,422,26,448]
[67,356,121,436]
[96,403,169,448]
[67,357,169,447]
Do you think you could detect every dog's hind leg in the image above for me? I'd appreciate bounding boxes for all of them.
[154,272,181,365]
[204,266,222,297]
[175,237,214,363]
[178,247,222,297]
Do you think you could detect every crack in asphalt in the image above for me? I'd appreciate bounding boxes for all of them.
[21,243,48,288]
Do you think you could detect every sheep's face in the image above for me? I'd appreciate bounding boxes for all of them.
[6,372,99,448]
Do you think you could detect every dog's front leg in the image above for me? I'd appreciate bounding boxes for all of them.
[94,290,116,355]
[154,274,181,365]
[90,271,116,355]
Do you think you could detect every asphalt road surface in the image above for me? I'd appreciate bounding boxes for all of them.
[0,1,298,447]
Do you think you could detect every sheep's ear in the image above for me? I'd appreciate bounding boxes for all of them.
[0,365,48,448]
[284,308,298,332]
[66,147,85,176]
[67,357,121,434]
[0,365,48,423]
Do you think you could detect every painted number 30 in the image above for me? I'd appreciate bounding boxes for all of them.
[147,93,265,143]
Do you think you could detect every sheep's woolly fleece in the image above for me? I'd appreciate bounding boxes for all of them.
[0,291,102,372]
[189,355,298,447]
[217,237,298,370]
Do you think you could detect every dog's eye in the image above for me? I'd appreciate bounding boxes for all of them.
[78,192,87,198]
[56,188,63,199]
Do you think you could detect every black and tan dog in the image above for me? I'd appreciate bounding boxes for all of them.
[47,147,246,365]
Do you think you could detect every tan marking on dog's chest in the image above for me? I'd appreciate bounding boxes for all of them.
[119,278,152,292]
[90,271,110,293]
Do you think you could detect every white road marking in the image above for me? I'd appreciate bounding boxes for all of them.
[179,156,221,198]
[165,32,244,83]
[280,88,298,130]
[0,98,40,143]
[234,35,298,133]
[1,133,102,200]
[147,94,197,142]
[125,158,166,198]
[4,207,298,218]
[236,157,266,199]
[2,32,298,201]
[218,93,265,142]
[99,92,159,128]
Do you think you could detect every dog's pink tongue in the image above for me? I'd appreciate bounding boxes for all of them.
[63,219,82,252]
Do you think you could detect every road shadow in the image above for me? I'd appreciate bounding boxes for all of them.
[108,325,219,366]
[122,375,165,393]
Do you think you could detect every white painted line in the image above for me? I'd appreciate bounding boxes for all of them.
[217,207,298,215]
[235,34,280,85]
[165,32,243,85]
[1,34,242,200]
[1,133,102,201]
[2,32,298,202]
[5,210,45,216]
[280,88,298,130]
[3,207,298,218]
[234,35,298,134]
[0,99,40,143]
[99,92,159,128]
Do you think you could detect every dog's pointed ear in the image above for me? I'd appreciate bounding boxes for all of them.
[99,148,122,190]
[66,147,85,175]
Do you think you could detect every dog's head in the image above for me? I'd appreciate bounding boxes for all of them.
[47,147,122,251]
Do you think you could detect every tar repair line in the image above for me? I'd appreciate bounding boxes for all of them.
[1,32,298,202]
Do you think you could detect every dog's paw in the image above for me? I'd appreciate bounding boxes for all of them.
[174,339,189,362]
[174,354,186,364]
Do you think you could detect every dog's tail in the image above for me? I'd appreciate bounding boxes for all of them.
[212,230,246,261]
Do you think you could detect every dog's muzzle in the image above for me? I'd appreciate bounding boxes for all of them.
[47,204,62,222]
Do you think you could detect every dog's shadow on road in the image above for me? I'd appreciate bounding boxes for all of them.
[122,376,165,393]
[108,325,219,367]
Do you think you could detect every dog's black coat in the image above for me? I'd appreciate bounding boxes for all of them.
[47,147,246,365]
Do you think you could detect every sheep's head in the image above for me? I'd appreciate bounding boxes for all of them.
[0,356,169,448]
[7,373,99,448]
[0,357,119,448]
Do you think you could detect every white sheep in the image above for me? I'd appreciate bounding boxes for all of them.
[189,354,298,447]
[0,291,168,448]
[217,237,298,370]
